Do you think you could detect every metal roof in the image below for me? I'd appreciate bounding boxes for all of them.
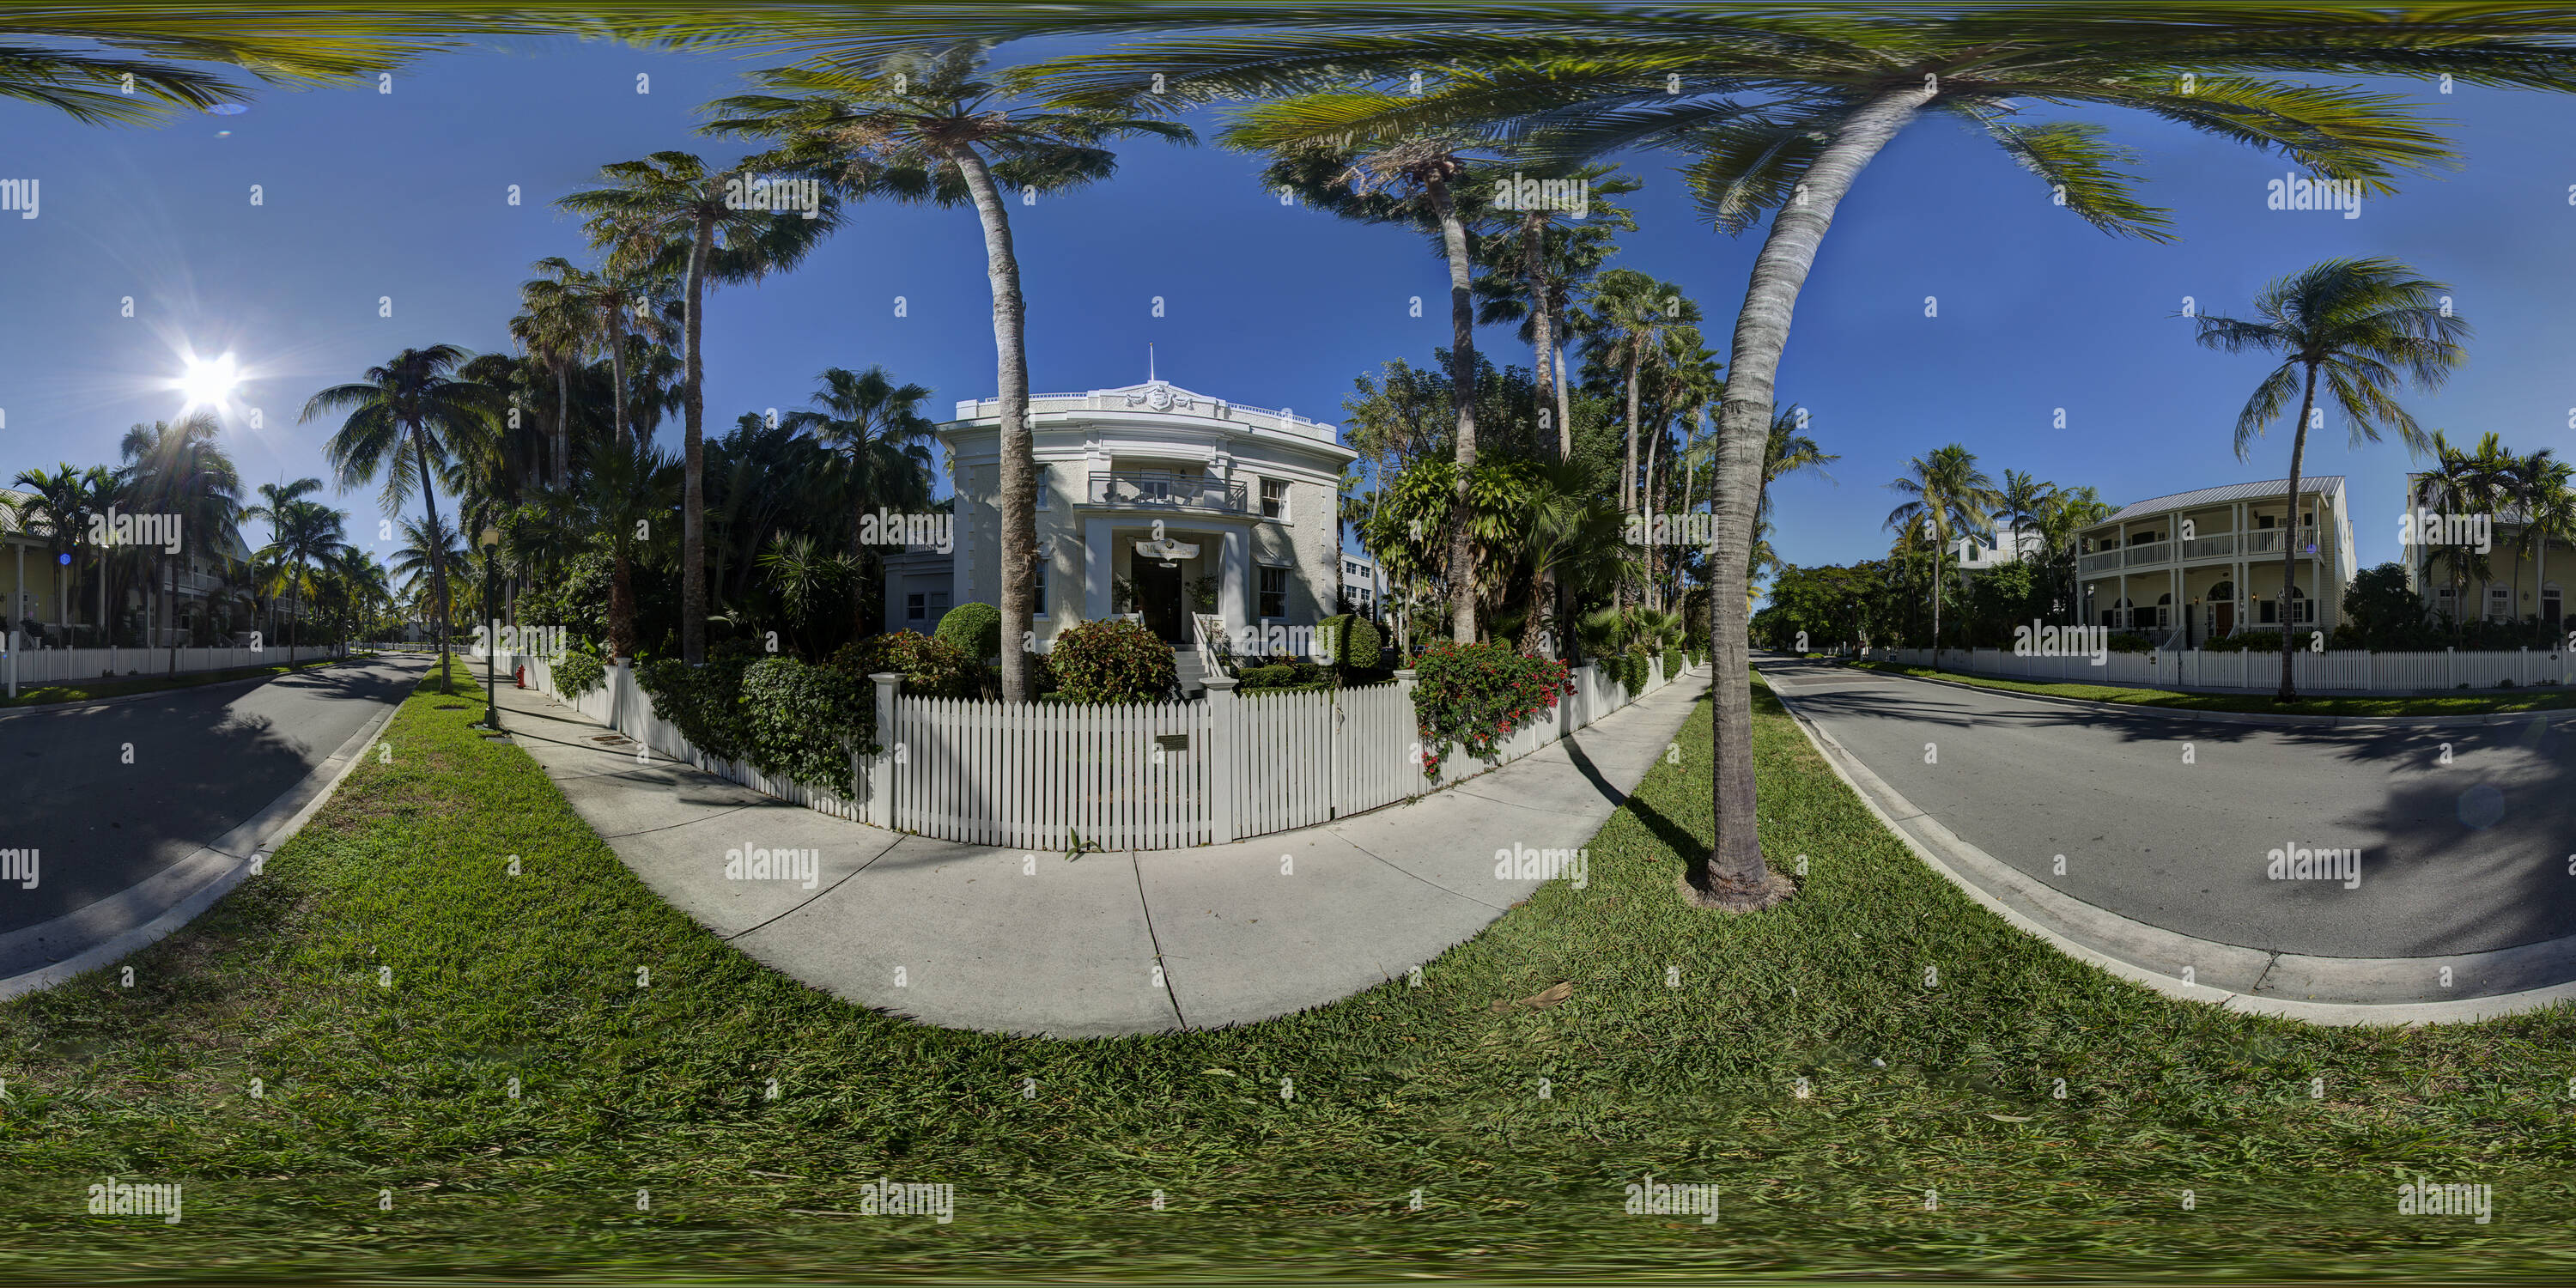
[2094,477,2343,526]
[0,489,32,538]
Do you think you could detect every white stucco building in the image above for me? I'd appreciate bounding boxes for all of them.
[882,380,1357,671]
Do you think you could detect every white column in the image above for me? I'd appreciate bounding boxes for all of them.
[1204,676,1240,841]
[866,672,899,829]
[1084,518,1113,623]
[1221,527,1249,644]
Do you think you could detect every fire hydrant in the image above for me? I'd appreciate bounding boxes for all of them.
[513,664,526,690]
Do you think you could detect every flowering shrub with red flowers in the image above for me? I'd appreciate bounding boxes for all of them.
[1409,641,1571,780]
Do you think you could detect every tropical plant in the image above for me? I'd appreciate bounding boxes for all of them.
[304,344,496,690]
[9,462,112,638]
[560,150,837,665]
[584,435,683,660]
[1408,640,1569,779]
[257,498,353,650]
[702,45,1185,699]
[2189,257,2469,699]
[1048,617,1176,704]
[117,411,242,658]
[1884,445,2003,665]
[781,365,939,636]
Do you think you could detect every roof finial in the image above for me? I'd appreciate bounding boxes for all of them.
[1148,342,1156,384]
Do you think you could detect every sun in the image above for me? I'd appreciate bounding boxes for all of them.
[175,353,240,413]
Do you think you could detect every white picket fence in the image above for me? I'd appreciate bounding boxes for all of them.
[1875,645,2573,692]
[513,650,1695,850]
[0,639,348,694]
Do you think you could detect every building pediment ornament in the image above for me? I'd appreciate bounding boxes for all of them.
[1134,537,1200,566]
[1124,381,1196,413]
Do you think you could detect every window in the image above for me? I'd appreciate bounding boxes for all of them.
[2549,585,2564,626]
[2257,513,2277,529]
[2488,584,2512,622]
[1261,478,1289,520]
[1258,566,1288,619]
[1035,463,1050,510]
[1033,550,1048,617]
[2436,586,2458,621]
[907,592,927,624]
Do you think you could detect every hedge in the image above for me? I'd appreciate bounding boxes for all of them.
[1051,619,1176,704]
[738,657,870,797]
[553,649,605,699]
[935,601,1002,662]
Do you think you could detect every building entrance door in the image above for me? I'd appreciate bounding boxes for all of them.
[1135,560,1188,645]
[2215,601,2234,636]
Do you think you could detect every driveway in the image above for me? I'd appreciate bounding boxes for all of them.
[1759,658,2573,961]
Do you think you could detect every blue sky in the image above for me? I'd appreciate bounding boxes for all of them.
[4,32,2573,582]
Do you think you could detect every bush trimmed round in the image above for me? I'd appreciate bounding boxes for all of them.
[935,601,1002,662]
[1050,618,1176,704]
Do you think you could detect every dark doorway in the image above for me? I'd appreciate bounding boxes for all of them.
[1135,560,1188,645]
[2215,601,2234,636]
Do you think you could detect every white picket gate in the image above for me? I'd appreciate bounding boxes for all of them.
[513,651,1699,850]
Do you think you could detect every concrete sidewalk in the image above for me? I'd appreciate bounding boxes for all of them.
[493,665,1710,1038]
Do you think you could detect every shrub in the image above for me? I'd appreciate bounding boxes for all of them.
[553,647,605,699]
[1238,661,1334,692]
[1051,618,1176,704]
[2107,631,2155,654]
[1410,641,1571,779]
[739,658,870,795]
[831,631,978,699]
[1318,613,1383,672]
[935,601,1002,661]
[636,654,752,763]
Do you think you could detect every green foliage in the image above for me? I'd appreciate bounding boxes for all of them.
[829,631,979,700]
[553,647,606,699]
[1239,660,1332,691]
[1050,619,1176,704]
[935,601,1002,661]
[1318,613,1384,671]
[2339,562,2442,650]
[2106,631,2154,654]
[1410,641,1570,779]
[635,655,753,763]
[739,657,870,794]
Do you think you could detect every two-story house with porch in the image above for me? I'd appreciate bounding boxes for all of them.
[2074,477,2355,646]
[883,380,1356,689]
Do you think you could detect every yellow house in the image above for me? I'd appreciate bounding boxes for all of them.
[2074,477,2355,646]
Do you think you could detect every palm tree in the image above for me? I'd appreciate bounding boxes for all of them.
[1756,405,1837,527]
[1885,446,2002,667]
[2033,486,2112,621]
[2189,258,2468,699]
[8,464,110,640]
[1219,100,1494,644]
[2512,452,2576,636]
[1578,268,1700,525]
[958,6,2576,912]
[0,17,435,126]
[241,476,323,646]
[259,498,352,651]
[303,344,496,692]
[1472,162,1638,463]
[1643,326,1720,612]
[389,513,467,640]
[585,436,683,662]
[116,412,241,662]
[701,46,1185,696]
[559,150,836,667]
[514,258,599,491]
[781,366,938,638]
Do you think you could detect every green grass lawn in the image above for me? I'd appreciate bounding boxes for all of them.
[1850,659,2576,718]
[0,653,363,710]
[3,659,2572,1281]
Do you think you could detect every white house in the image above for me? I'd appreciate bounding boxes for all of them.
[1340,550,1388,618]
[884,380,1357,678]
[2075,477,2355,645]
[1950,525,2042,572]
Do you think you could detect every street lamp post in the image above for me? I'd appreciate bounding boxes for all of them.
[479,526,502,733]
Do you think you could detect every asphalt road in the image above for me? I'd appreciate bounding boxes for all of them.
[0,654,430,937]
[1759,658,2576,958]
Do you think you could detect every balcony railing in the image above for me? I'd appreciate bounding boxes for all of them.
[1086,470,1249,513]
[2179,533,2236,560]
[2124,540,2171,567]
[2078,550,2123,576]
[2245,528,2321,556]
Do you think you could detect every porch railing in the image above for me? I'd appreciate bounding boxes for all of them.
[1087,470,1249,513]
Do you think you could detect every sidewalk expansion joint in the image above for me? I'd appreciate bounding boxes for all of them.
[1131,848,1189,1030]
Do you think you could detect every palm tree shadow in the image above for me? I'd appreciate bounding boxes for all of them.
[1560,711,1710,877]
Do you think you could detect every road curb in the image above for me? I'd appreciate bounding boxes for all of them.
[0,658,421,1000]
[1762,671,2576,1026]
[1838,660,2570,729]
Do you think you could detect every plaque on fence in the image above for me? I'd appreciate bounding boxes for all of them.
[1155,733,1190,753]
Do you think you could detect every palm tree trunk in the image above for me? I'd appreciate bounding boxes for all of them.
[1643,425,1665,611]
[2277,366,2318,702]
[946,143,1036,702]
[555,364,573,490]
[412,428,453,693]
[1526,215,1562,659]
[1692,82,1935,911]
[1426,172,1479,645]
[681,211,714,666]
